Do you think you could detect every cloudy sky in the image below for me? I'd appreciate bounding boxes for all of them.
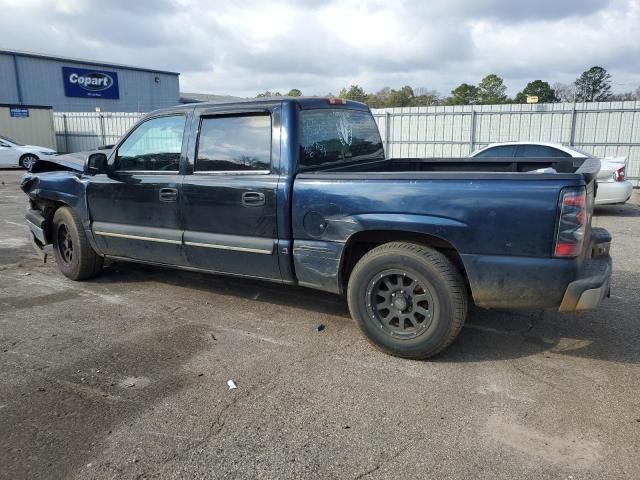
[2,0,639,97]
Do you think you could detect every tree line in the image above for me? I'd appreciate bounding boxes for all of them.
[255,66,640,107]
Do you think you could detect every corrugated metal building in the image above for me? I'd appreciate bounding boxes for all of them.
[0,104,56,150]
[0,49,180,112]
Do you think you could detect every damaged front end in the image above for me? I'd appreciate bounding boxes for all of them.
[21,151,93,262]
[21,174,56,262]
[29,151,87,173]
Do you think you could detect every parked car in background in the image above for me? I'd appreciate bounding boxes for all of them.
[0,135,57,169]
[471,142,633,205]
[21,98,612,359]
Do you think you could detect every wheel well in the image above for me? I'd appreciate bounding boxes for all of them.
[339,231,468,292]
[20,153,39,161]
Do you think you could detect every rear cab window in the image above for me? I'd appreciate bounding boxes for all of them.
[299,109,384,171]
[195,114,272,172]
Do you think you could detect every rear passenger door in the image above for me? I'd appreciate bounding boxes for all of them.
[180,107,281,280]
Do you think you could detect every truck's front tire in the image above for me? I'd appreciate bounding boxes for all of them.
[347,242,467,359]
[52,207,103,280]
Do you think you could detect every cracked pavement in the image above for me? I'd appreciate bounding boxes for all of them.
[1,169,640,479]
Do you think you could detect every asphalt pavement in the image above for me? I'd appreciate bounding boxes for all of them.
[1,169,639,479]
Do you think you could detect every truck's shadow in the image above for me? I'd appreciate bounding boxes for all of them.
[94,261,640,365]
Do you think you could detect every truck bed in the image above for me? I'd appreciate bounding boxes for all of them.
[292,155,600,307]
[311,156,601,183]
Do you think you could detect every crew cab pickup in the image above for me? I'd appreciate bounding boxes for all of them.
[21,98,612,359]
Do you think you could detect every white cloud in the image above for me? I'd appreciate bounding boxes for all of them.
[1,0,638,97]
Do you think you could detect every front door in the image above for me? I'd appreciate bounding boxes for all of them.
[87,114,188,265]
[181,109,281,280]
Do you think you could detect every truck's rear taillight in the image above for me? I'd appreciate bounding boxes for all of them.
[615,166,625,182]
[554,188,587,258]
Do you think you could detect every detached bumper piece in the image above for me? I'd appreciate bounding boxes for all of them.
[25,209,52,262]
[26,209,47,244]
[559,227,612,312]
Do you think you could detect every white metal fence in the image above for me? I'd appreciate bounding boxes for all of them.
[372,100,640,184]
[54,100,640,184]
[53,112,143,153]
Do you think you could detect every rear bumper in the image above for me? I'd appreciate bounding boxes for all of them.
[595,180,633,205]
[558,255,612,311]
[462,227,613,311]
[559,227,612,312]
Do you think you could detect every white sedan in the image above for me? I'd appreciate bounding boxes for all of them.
[0,136,57,169]
[471,142,633,205]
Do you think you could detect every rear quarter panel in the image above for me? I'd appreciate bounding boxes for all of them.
[292,174,584,308]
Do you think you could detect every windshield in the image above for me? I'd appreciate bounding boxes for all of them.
[0,136,23,146]
[299,109,384,170]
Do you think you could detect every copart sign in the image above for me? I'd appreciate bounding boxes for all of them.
[62,67,119,99]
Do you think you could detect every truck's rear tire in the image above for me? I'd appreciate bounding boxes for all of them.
[52,207,103,280]
[347,242,467,359]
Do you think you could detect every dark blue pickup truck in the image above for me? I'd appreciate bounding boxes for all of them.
[21,98,612,358]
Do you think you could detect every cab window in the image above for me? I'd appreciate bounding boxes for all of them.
[299,109,384,170]
[195,114,271,172]
[115,115,185,171]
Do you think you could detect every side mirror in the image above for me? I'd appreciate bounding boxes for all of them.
[87,152,109,175]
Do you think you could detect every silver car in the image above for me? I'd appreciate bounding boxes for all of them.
[0,135,57,170]
[471,141,633,205]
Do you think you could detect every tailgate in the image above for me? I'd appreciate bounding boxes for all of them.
[577,157,600,259]
[575,156,601,184]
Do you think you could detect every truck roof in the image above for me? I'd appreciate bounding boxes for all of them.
[149,97,370,116]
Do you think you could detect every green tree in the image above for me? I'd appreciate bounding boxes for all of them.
[365,87,391,108]
[286,88,302,97]
[365,86,429,108]
[478,74,508,104]
[553,82,576,103]
[338,84,368,103]
[384,85,414,107]
[514,80,559,103]
[256,91,282,98]
[609,91,637,101]
[574,66,612,102]
[448,83,480,105]
[410,88,441,106]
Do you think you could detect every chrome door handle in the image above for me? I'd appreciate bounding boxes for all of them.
[242,192,265,206]
[159,187,178,202]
